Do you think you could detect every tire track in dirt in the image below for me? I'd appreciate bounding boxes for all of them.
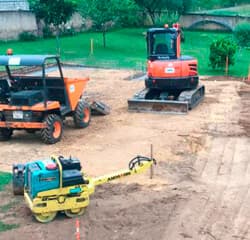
[220,139,250,238]
[196,85,250,239]
[197,89,250,239]
[164,136,250,240]
[196,83,250,239]
[160,81,250,240]
[221,185,250,240]
[184,138,235,239]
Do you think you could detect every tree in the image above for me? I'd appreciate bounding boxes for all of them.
[79,0,137,48]
[29,0,77,54]
[135,0,165,25]
[134,0,187,25]
[234,22,250,48]
[209,38,237,71]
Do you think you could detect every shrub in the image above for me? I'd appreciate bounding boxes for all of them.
[234,21,250,47]
[18,31,37,41]
[209,37,237,69]
[42,26,53,39]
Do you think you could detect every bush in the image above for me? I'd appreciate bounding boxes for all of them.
[42,26,53,39]
[234,21,250,47]
[209,37,237,69]
[18,31,37,41]
[119,12,143,27]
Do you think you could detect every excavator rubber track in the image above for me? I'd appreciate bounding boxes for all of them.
[178,85,205,110]
[128,85,205,114]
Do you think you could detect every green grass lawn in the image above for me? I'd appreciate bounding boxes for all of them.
[0,172,11,191]
[0,28,249,77]
[0,172,19,232]
[182,31,250,77]
[0,221,19,232]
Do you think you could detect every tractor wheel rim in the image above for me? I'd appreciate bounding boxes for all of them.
[83,108,90,123]
[65,208,85,218]
[34,211,57,223]
[53,121,61,139]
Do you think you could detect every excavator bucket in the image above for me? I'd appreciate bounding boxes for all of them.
[128,98,188,114]
[128,85,205,114]
[128,88,188,114]
[90,101,111,115]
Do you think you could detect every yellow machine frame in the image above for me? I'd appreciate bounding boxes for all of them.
[24,155,156,223]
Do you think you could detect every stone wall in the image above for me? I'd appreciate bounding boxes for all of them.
[0,11,37,40]
[180,13,250,31]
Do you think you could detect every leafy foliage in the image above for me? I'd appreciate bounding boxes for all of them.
[78,0,138,47]
[135,0,165,24]
[234,21,250,47]
[209,38,237,69]
[28,0,77,54]
[18,32,38,41]
[154,11,179,27]
[42,26,53,39]
[29,0,77,27]
[135,0,188,25]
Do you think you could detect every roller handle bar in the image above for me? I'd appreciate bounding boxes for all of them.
[129,155,156,170]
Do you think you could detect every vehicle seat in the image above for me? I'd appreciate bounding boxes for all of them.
[155,43,168,54]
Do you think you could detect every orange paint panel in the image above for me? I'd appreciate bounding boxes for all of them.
[0,101,60,111]
[147,59,198,78]
[64,77,89,110]
[0,121,46,129]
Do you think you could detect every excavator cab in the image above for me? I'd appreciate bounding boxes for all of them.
[147,28,178,60]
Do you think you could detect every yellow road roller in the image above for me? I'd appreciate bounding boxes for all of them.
[13,155,156,223]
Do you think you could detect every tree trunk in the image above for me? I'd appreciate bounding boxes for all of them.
[147,10,155,25]
[56,26,61,56]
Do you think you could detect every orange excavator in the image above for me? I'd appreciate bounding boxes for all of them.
[128,23,205,114]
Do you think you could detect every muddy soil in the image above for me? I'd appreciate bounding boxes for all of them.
[0,69,249,240]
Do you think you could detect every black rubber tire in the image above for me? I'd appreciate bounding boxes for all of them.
[0,128,13,141]
[40,114,63,144]
[73,100,91,128]
[13,185,24,196]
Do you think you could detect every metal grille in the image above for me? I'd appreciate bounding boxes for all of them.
[3,110,42,122]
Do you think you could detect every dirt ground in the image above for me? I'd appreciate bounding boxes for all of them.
[0,68,250,240]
